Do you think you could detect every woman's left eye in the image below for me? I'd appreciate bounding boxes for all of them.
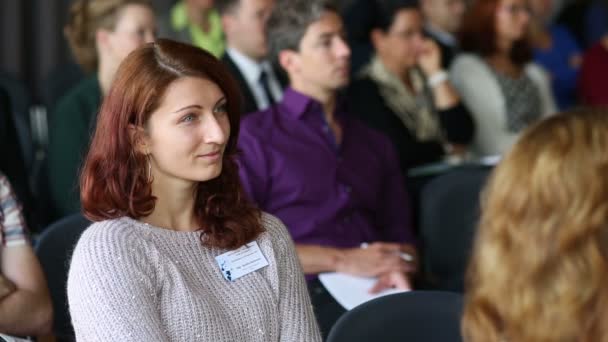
[180,114,196,123]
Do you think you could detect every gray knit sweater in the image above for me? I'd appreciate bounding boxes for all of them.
[67,213,322,341]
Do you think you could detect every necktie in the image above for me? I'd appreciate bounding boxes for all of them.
[259,70,275,106]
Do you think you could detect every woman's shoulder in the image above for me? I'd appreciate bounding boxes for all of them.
[256,213,295,248]
[451,53,486,71]
[73,217,146,257]
[259,212,289,239]
[450,54,495,86]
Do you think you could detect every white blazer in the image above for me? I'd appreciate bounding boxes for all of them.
[450,54,557,157]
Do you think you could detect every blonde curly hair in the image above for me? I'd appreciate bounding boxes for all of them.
[64,0,151,72]
[463,108,608,342]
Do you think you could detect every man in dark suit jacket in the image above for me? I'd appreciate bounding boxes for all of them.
[421,0,465,69]
[217,0,286,116]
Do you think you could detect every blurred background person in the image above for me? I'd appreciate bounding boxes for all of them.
[238,0,417,336]
[421,0,466,68]
[217,0,286,115]
[158,0,225,57]
[529,0,582,110]
[349,0,474,174]
[450,0,556,157]
[48,0,156,219]
[463,108,608,341]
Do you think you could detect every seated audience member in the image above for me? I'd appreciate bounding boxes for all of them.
[217,0,285,115]
[237,0,417,336]
[0,172,52,337]
[49,0,156,217]
[67,39,321,341]
[529,0,582,110]
[463,108,608,341]
[421,0,466,68]
[349,0,474,172]
[450,0,557,157]
[579,38,608,106]
[158,0,225,57]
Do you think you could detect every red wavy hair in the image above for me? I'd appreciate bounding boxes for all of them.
[80,39,264,249]
[459,0,532,66]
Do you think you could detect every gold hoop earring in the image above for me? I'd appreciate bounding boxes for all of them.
[146,154,152,182]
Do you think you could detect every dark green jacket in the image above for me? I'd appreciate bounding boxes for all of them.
[48,76,101,217]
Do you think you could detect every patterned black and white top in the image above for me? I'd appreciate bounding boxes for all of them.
[491,70,542,133]
[0,173,28,247]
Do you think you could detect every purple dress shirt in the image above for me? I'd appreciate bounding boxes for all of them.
[237,88,414,251]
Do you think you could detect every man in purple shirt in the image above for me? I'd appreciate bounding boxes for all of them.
[237,0,417,335]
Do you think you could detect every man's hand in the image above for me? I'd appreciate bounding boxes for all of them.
[335,242,415,277]
[369,270,412,294]
[0,275,16,300]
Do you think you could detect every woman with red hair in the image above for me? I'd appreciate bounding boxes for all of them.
[449,0,557,157]
[66,39,321,341]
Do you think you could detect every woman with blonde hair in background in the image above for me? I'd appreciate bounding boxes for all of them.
[48,0,156,218]
[463,108,608,341]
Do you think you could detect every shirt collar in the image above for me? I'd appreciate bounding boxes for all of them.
[226,47,270,85]
[281,87,347,121]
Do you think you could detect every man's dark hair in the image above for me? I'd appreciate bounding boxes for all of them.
[266,0,340,65]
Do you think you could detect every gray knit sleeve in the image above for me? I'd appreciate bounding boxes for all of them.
[67,221,170,341]
[262,214,322,342]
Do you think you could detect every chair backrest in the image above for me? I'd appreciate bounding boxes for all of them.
[35,213,91,341]
[327,291,464,342]
[419,166,491,292]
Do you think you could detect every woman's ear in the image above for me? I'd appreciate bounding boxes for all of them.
[128,124,148,155]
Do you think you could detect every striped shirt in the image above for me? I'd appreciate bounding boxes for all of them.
[0,173,28,247]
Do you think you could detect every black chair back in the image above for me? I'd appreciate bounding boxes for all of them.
[327,291,464,342]
[419,166,491,292]
[35,214,91,342]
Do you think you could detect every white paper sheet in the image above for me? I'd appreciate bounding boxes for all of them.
[318,272,410,310]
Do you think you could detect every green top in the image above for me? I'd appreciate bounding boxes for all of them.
[48,76,101,218]
[171,2,225,57]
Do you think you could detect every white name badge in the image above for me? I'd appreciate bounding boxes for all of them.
[215,241,269,282]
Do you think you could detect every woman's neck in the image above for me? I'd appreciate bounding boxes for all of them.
[142,178,199,232]
[97,59,117,96]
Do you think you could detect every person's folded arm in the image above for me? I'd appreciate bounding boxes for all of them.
[0,244,53,336]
